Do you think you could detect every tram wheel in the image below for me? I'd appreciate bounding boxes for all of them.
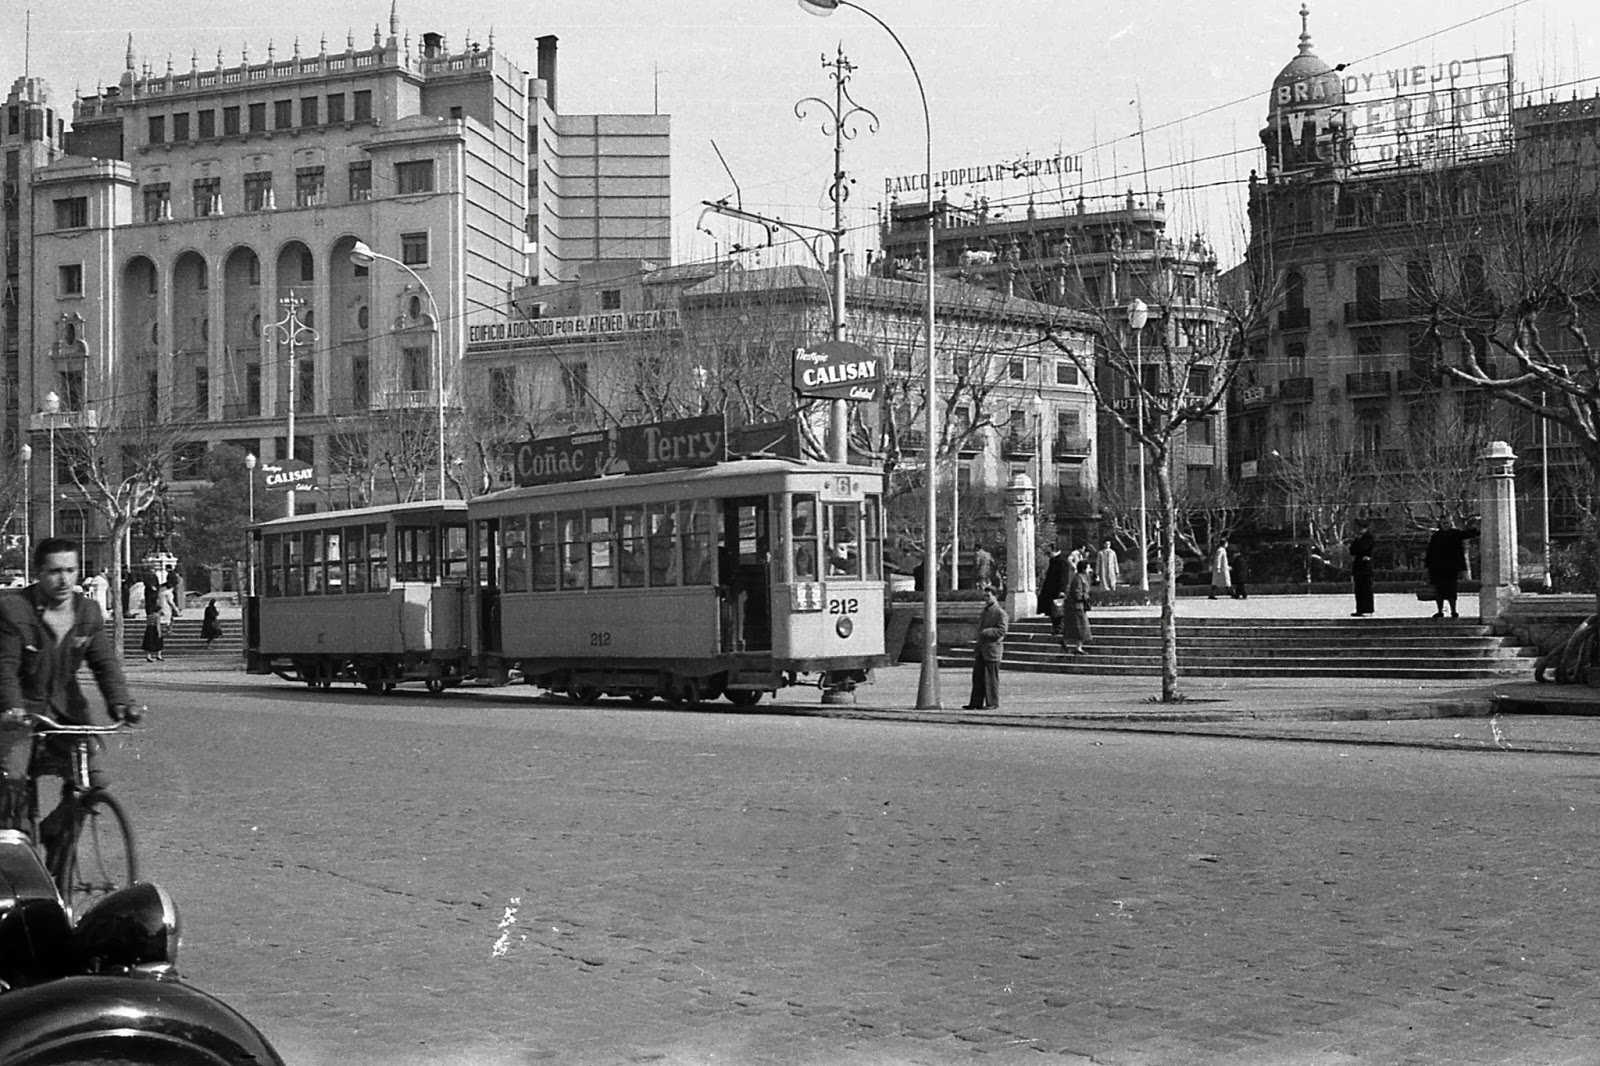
[628,693,655,707]
[573,686,603,705]
[426,678,446,695]
[727,690,763,708]
[665,678,703,710]
[364,681,384,694]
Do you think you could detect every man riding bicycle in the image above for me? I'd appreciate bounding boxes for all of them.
[0,538,136,847]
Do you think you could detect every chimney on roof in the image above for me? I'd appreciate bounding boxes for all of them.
[537,35,558,112]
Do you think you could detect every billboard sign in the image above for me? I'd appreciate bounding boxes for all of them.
[511,414,727,488]
[1341,54,1514,171]
[793,340,881,403]
[259,458,317,493]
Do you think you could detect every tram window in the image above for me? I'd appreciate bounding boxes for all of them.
[558,511,587,590]
[345,526,367,593]
[646,504,678,586]
[367,525,390,590]
[324,531,343,594]
[396,527,435,582]
[588,510,616,589]
[679,500,715,586]
[825,502,861,578]
[442,525,469,581]
[502,515,530,593]
[306,531,325,593]
[264,534,282,597]
[863,494,883,579]
[531,514,558,590]
[617,506,647,588]
[792,494,819,581]
[284,533,304,596]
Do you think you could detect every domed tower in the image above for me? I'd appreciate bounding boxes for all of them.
[1260,4,1351,178]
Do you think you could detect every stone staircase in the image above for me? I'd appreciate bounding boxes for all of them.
[119,617,243,659]
[942,616,1539,680]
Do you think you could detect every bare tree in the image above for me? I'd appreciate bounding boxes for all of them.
[0,460,25,575]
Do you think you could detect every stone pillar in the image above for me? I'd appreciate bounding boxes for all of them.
[1478,440,1519,624]
[1004,472,1037,620]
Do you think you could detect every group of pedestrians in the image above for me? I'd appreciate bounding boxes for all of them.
[1348,516,1481,619]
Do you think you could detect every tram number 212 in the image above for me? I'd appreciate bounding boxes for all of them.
[828,598,859,615]
[589,632,612,647]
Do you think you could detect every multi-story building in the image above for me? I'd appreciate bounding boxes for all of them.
[1237,9,1598,552]
[1,19,669,567]
[875,190,1229,544]
[464,260,1099,548]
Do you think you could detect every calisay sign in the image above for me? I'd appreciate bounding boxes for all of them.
[792,340,881,403]
[259,457,317,493]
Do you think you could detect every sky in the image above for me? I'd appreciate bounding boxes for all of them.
[5,0,1599,270]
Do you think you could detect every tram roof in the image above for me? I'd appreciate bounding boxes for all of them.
[474,457,878,507]
[251,498,468,532]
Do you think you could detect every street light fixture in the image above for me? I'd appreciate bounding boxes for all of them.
[1126,300,1150,592]
[349,239,446,501]
[244,452,257,523]
[800,0,942,709]
[245,452,257,598]
[20,443,31,575]
[43,390,60,539]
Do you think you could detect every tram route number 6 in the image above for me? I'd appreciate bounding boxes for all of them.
[589,632,612,647]
[828,598,859,615]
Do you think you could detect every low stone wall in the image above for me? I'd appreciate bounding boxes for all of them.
[1497,593,1594,655]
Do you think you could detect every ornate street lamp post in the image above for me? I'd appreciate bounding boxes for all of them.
[1126,299,1150,592]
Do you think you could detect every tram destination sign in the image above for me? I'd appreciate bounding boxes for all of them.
[793,340,881,403]
[512,414,727,487]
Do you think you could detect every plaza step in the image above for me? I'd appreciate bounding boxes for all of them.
[942,616,1538,680]
[118,616,243,658]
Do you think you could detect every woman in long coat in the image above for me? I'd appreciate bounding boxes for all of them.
[1209,539,1232,600]
[1061,559,1093,655]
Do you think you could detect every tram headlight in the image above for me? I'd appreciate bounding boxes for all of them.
[835,615,854,639]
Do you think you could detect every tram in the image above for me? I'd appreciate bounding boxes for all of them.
[245,500,474,692]
[244,453,889,705]
[471,457,887,705]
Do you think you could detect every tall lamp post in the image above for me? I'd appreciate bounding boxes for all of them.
[350,239,446,501]
[42,390,60,539]
[800,0,941,709]
[1126,300,1150,592]
[245,452,257,598]
[19,443,31,575]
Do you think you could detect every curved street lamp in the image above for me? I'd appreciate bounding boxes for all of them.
[800,0,942,709]
[350,239,446,501]
[42,390,61,539]
[20,443,31,577]
[1126,299,1150,592]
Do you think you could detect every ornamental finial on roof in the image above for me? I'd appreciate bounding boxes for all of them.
[1298,3,1314,56]
[125,34,134,70]
[389,0,399,37]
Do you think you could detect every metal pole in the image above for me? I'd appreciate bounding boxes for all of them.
[1136,331,1149,592]
[47,424,55,538]
[829,53,849,466]
[1542,393,1552,590]
[21,448,30,574]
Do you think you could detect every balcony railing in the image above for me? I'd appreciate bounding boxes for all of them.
[1240,385,1270,406]
[1279,376,1315,401]
[372,388,438,410]
[1052,435,1092,460]
[1346,370,1392,396]
[1277,306,1310,330]
[1002,431,1039,459]
[1344,298,1420,325]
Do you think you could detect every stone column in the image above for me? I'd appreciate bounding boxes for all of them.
[1004,472,1037,620]
[1477,440,1519,624]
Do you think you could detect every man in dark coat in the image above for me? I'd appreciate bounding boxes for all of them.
[1425,516,1481,619]
[964,587,1009,710]
[1349,523,1376,617]
[1038,546,1066,635]
[0,538,135,837]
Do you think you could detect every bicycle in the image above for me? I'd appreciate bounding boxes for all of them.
[23,711,141,913]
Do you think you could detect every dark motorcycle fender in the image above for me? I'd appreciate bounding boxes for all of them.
[0,974,285,1065]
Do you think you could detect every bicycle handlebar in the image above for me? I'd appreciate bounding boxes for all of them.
[17,711,136,736]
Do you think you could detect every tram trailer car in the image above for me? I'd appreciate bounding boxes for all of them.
[245,501,474,692]
[469,459,889,706]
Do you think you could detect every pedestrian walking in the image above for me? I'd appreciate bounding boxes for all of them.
[973,542,995,590]
[1425,516,1481,619]
[1038,546,1066,636]
[128,576,145,620]
[1061,559,1093,655]
[1095,540,1120,592]
[1230,545,1249,600]
[1349,521,1376,617]
[141,615,164,661]
[963,587,1008,710]
[83,568,110,616]
[201,598,224,647]
[1209,539,1232,600]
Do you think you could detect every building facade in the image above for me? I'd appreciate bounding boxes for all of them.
[1,16,669,567]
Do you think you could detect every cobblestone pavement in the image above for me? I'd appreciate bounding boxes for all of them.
[103,681,1600,1066]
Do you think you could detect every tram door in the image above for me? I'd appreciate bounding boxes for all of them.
[720,496,772,653]
[475,519,502,655]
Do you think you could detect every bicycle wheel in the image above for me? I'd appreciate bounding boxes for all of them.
[52,791,139,913]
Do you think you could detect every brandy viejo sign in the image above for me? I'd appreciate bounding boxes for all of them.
[793,340,881,403]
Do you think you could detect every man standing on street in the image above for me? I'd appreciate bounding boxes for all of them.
[1425,515,1481,619]
[0,538,136,840]
[1350,521,1377,617]
[1096,539,1120,592]
[973,542,994,591]
[1038,546,1065,635]
[965,586,1008,710]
